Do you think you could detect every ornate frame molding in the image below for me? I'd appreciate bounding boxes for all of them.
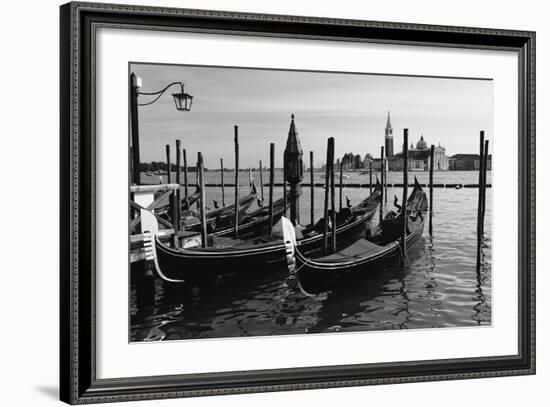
[60,2,535,404]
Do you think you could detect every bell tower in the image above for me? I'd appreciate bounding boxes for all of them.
[384,111,394,158]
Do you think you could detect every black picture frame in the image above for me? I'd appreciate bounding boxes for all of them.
[60,2,536,404]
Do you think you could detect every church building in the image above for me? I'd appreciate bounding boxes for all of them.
[383,112,448,171]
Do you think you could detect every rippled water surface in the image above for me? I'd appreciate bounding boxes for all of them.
[131,170,492,341]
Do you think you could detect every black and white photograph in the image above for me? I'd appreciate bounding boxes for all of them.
[129,63,493,342]
[1,0,543,404]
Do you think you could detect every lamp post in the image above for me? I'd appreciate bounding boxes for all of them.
[129,72,194,185]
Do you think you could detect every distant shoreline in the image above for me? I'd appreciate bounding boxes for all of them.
[143,168,490,174]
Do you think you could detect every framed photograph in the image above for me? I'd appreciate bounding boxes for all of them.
[60,1,535,404]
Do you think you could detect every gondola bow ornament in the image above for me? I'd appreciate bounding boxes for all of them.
[281,216,297,272]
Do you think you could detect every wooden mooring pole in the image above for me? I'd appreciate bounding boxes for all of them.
[198,152,207,248]
[195,162,200,209]
[183,148,188,202]
[165,144,172,183]
[220,158,225,206]
[130,73,141,186]
[166,145,177,247]
[384,157,388,203]
[429,144,435,235]
[476,131,486,271]
[310,151,314,226]
[369,160,373,194]
[269,143,275,235]
[331,143,337,253]
[248,167,252,189]
[234,126,240,238]
[323,138,333,255]
[379,146,385,225]
[401,129,409,259]
[259,160,264,202]
[339,161,343,211]
[175,140,182,231]
[169,141,180,247]
[481,139,489,236]
[175,141,181,183]
[283,176,288,216]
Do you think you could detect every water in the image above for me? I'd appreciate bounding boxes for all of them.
[141,169,489,188]
[131,170,491,341]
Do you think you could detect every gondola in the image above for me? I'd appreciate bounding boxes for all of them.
[288,180,382,257]
[129,187,202,234]
[140,184,381,283]
[204,184,258,220]
[180,184,258,232]
[285,178,427,293]
[155,187,201,217]
[203,195,288,238]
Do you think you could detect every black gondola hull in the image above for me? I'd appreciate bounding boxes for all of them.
[296,220,425,294]
[155,241,287,282]
[149,188,381,283]
[153,206,378,283]
[295,180,427,293]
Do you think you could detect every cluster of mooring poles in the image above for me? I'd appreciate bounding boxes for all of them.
[132,102,489,306]
[145,115,306,249]
[152,123,440,264]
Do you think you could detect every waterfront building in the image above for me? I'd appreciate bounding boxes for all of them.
[340,152,365,170]
[448,154,492,171]
[434,143,447,170]
[341,113,454,171]
[363,153,374,169]
[370,158,383,171]
[388,135,448,171]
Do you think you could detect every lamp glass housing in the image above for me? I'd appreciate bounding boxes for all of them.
[172,92,193,111]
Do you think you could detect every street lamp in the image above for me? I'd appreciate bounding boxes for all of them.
[172,87,193,111]
[130,72,194,185]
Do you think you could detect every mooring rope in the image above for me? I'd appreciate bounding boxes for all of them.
[293,259,310,274]
[397,236,409,264]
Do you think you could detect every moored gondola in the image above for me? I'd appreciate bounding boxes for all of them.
[154,187,201,217]
[286,179,427,293]
[141,184,381,283]
[180,184,258,232]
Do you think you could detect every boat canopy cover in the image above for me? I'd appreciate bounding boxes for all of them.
[314,238,387,263]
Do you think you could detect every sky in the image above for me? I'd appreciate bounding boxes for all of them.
[131,63,493,169]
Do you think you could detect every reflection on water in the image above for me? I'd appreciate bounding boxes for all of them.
[131,171,492,342]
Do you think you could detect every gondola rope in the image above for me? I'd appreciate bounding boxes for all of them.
[397,238,409,264]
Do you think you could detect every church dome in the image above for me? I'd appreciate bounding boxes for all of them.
[416,135,428,150]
